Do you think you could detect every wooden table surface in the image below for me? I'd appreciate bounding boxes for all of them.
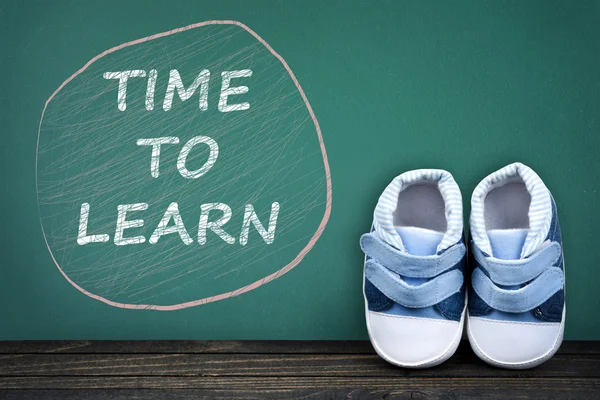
[0,340,598,399]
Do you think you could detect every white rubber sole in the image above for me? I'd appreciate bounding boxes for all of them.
[466,306,565,369]
[365,304,466,368]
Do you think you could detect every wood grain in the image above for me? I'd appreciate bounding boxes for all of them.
[0,340,598,354]
[0,341,598,399]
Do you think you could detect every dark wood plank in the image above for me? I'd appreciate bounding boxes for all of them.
[1,385,599,400]
[0,340,597,355]
[0,377,597,395]
[0,350,598,378]
[0,340,597,399]
[0,340,373,354]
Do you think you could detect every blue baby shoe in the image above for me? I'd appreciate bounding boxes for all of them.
[467,162,565,369]
[360,169,466,368]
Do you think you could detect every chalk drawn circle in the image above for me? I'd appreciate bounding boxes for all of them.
[36,20,332,310]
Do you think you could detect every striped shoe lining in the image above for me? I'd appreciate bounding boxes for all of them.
[373,169,463,253]
[470,162,552,258]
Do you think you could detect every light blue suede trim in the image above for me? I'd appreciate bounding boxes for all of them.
[365,260,463,308]
[360,233,465,278]
[472,241,561,286]
[479,310,542,323]
[382,303,445,319]
[472,267,564,313]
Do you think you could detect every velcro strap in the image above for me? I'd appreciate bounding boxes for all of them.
[471,267,564,313]
[365,259,464,308]
[472,242,561,286]
[360,232,465,278]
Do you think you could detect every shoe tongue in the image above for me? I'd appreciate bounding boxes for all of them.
[395,227,444,256]
[487,229,529,260]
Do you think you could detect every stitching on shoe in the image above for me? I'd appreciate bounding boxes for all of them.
[369,311,459,324]
[469,316,561,327]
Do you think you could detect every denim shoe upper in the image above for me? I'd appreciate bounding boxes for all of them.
[468,162,565,323]
[361,169,467,322]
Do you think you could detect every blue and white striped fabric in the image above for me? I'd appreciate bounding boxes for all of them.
[373,169,463,253]
[470,162,552,258]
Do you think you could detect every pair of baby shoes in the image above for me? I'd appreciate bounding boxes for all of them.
[360,162,565,369]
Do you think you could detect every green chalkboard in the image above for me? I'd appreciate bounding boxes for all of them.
[1,0,600,339]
